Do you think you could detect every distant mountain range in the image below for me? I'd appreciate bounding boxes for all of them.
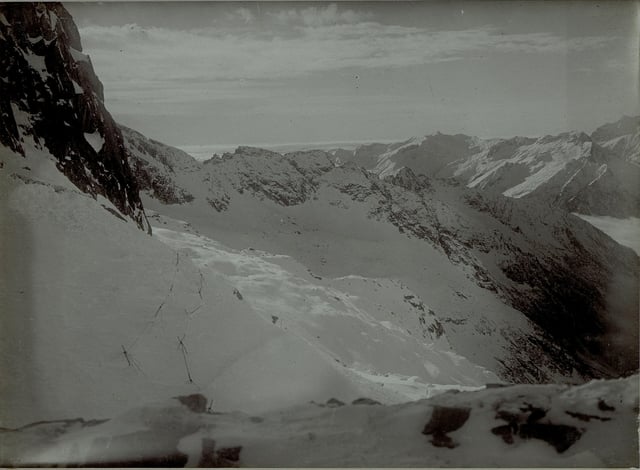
[335,117,640,217]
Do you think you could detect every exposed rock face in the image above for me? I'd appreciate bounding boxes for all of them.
[0,2,149,231]
[469,193,639,377]
[120,125,196,205]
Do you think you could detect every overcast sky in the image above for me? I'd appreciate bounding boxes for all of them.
[66,1,639,148]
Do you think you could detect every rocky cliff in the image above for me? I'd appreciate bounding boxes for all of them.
[0,2,149,231]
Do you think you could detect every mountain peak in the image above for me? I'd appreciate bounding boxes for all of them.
[592,115,640,142]
[232,146,283,158]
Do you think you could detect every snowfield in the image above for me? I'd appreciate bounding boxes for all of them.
[153,225,498,408]
[1,145,497,430]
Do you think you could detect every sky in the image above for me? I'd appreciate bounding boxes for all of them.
[66,1,640,150]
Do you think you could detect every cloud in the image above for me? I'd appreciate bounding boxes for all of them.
[77,17,615,115]
[233,7,255,24]
[81,22,613,78]
[270,3,373,26]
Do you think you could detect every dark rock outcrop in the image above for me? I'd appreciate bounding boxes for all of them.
[0,2,150,231]
[491,403,583,453]
[174,394,208,413]
[422,406,471,448]
[326,398,346,408]
[198,439,242,468]
[351,397,381,406]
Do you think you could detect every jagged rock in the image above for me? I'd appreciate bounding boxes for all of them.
[387,167,431,193]
[120,124,198,205]
[132,158,194,204]
[0,3,149,231]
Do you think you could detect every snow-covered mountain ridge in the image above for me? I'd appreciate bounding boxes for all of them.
[122,129,639,383]
[592,115,640,165]
[342,118,639,217]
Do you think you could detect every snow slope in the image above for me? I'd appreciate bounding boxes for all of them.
[1,144,500,429]
[2,375,637,467]
[121,135,639,383]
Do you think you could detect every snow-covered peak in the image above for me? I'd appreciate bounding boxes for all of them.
[340,121,638,216]
[120,125,199,172]
[537,130,591,145]
[367,132,485,179]
[592,115,640,165]
[492,133,593,198]
[592,115,640,142]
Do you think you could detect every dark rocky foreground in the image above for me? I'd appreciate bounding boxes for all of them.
[1,376,637,467]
